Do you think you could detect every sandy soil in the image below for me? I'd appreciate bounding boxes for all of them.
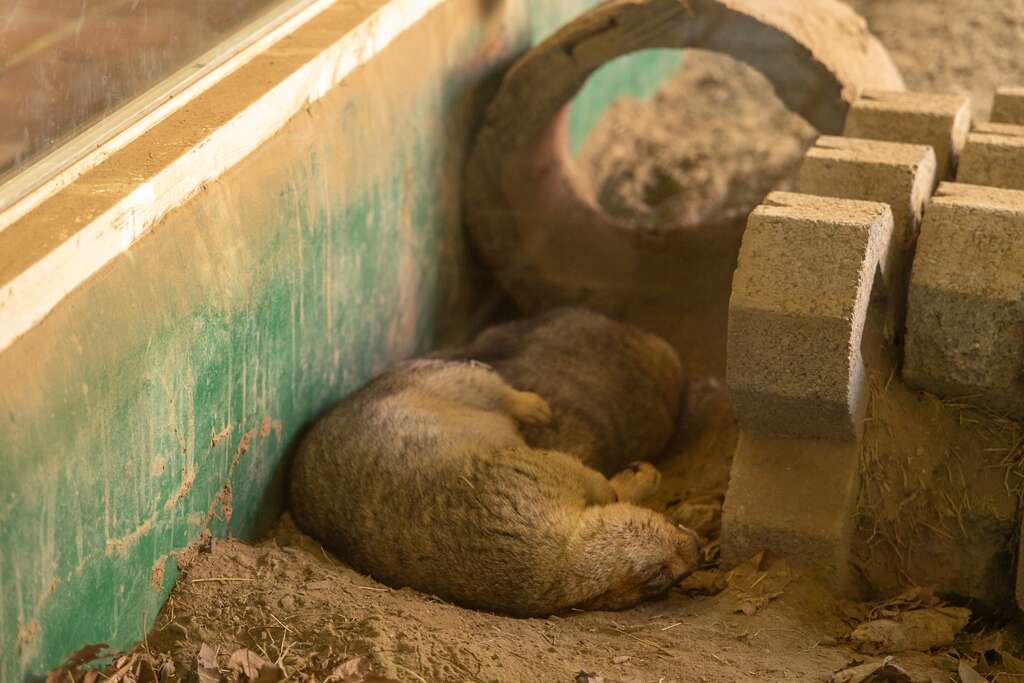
[847,0,1024,123]
[50,1,1024,682]
[104,522,960,682]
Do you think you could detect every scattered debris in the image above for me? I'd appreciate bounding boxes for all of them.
[293,655,400,683]
[838,601,871,627]
[867,587,942,621]
[197,643,220,683]
[227,648,284,683]
[665,495,723,539]
[851,607,971,653]
[677,569,726,596]
[964,630,1024,679]
[44,644,109,683]
[45,647,178,683]
[830,656,914,682]
[722,550,793,616]
[701,537,722,566]
[177,529,215,573]
[957,660,985,683]
[574,672,606,683]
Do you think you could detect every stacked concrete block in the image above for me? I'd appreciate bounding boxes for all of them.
[725,90,1024,603]
[947,88,1024,609]
[724,193,891,590]
[991,86,1024,125]
[721,433,861,597]
[957,122,1024,190]
[727,192,893,442]
[903,183,1024,417]
[796,137,936,330]
[843,90,972,180]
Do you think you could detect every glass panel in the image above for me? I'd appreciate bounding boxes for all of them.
[0,0,281,184]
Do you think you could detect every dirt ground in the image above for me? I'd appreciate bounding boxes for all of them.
[50,2,1024,682]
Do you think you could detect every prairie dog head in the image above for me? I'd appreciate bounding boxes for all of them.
[573,509,701,612]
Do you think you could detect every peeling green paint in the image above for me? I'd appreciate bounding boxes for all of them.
[0,1,680,680]
[527,0,683,153]
[569,49,683,152]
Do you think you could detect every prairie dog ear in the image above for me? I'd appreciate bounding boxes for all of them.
[571,506,705,612]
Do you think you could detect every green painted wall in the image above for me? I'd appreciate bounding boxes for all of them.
[0,1,681,680]
[527,0,682,152]
[569,49,682,152]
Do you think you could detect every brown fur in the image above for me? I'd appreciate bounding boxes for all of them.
[290,355,699,617]
[436,307,685,475]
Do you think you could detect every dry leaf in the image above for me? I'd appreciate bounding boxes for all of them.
[830,657,913,682]
[677,569,726,596]
[972,631,1006,655]
[971,630,1024,677]
[197,643,220,683]
[44,643,110,683]
[228,648,284,683]
[851,607,971,653]
[958,660,986,683]
[666,499,722,538]
[156,655,176,681]
[102,659,135,683]
[997,650,1024,674]
[868,587,941,620]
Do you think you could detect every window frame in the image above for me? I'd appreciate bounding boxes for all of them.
[0,0,336,227]
[0,0,443,353]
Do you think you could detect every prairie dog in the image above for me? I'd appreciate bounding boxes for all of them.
[289,359,700,616]
[437,307,684,475]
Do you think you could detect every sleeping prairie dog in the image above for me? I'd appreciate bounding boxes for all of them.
[290,311,697,616]
[437,307,685,475]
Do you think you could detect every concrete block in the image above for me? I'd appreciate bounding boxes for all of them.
[957,122,1024,190]
[843,90,972,180]
[991,86,1024,125]
[727,192,893,441]
[796,137,936,328]
[721,431,861,596]
[904,182,1024,417]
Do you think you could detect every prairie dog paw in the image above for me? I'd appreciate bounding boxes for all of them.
[506,391,553,426]
[610,462,661,503]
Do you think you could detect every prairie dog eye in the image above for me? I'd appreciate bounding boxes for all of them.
[638,565,675,596]
[642,564,673,588]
